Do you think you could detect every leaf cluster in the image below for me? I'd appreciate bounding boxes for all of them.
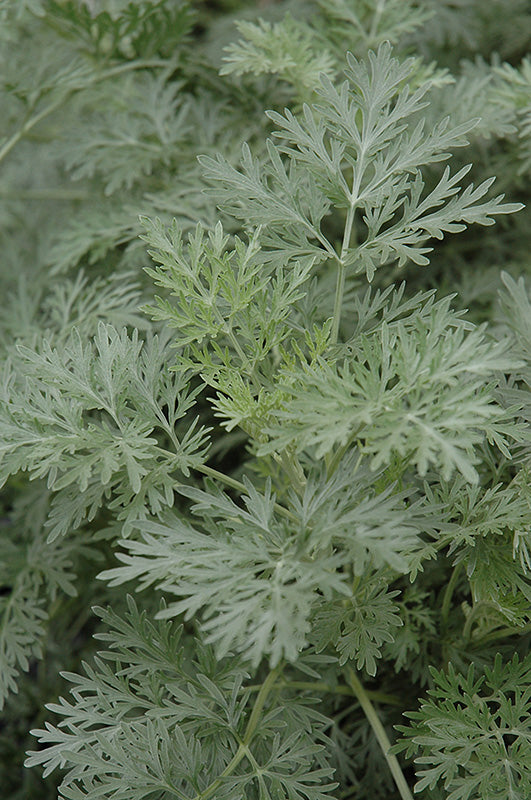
[1,2,531,800]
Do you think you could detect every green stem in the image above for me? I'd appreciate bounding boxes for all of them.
[346,667,414,800]
[276,450,306,494]
[474,621,531,645]
[326,437,362,480]
[156,430,298,523]
[95,59,171,80]
[193,664,283,800]
[244,664,283,740]
[462,601,492,642]
[440,562,462,630]
[195,463,297,523]
[0,187,92,200]
[368,0,384,43]
[244,678,402,706]
[331,197,357,346]
[0,95,66,165]
[194,746,247,800]
[331,261,346,346]
[0,58,170,166]
[225,327,262,393]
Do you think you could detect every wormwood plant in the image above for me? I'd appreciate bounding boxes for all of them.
[1,1,531,799]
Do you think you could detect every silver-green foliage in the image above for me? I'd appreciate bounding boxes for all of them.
[394,655,531,799]
[201,43,520,282]
[26,596,338,800]
[1,2,531,800]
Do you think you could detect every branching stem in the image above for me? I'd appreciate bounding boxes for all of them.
[193,664,283,800]
[195,463,297,522]
[0,59,170,166]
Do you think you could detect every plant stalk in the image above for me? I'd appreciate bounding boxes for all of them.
[193,664,283,800]
[244,678,402,706]
[346,667,414,800]
[0,59,171,166]
[440,562,463,630]
[196,463,297,522]
[331,198,357,345]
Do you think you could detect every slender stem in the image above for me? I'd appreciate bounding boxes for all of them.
[474,621,531,645]
[225,327,262,393]
[0,58,170,166]
[192,664,283,800]
[194,745,247,800]
[155,422,298,522]
[0,95,66,164]
[440,563,463,668]
[368,0,385,43]
[276,450,306,494]
[0,188,92,200]
[243,678,402,706]
[195,463,297,522]
[331,261,346,346]
[345,667,414,800]
[440,562,462,630]
[95,59,171,79]
[331,190,358,346]
[462,601,489,642]
[243,663,283,741]
[342,194,358,259]
[326,436,363,480]
[304,223,338,261]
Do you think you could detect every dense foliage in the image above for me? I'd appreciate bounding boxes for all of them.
[1,1,531,798]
